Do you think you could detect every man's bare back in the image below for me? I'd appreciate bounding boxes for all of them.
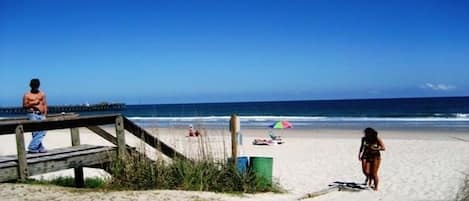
[23,92,47,115]
[24,78,48,153]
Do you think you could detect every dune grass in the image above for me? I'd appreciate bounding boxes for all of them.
[103,124,283,193]
[456,175,469,201]
[107,153,281,193]
[22,124,282,194]
[24,155,281,194]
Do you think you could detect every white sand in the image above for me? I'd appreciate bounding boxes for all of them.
[1,127,468,201]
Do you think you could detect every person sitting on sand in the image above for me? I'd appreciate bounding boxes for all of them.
[188,124,201,137]
[188,124,195,136]
[358,127,385,191]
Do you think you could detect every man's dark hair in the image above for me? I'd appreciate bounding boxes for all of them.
[29,78,40,93]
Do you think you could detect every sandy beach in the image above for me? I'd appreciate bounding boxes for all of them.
[1,126,468,201]
[3,0,469,200]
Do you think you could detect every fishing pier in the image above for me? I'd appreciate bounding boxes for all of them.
[0,103,126,114]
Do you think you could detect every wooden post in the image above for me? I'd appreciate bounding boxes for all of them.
[15,125,28,182]
[230,114,238,167]
[71,127,84,188]
[115,116,126,158]
[71,128,81,145]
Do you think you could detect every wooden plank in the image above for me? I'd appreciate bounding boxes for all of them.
[0,166,18,182]
[0,114,119,135]
[86,126,118,145]
[70,127,84,188]
[0,155,16,162]
[115,116,126,158]
[27,146,114,164]
[0,146,115,169]
[86,126,136,151]
[0,113,79,123]
[15,125,27,182]
[0,148,116,182]
[0,145,103,166]
[123,117,187,160]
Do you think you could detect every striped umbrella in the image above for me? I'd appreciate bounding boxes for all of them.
[270,120,293,129]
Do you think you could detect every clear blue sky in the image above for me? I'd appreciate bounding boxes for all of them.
[1,0,468,106]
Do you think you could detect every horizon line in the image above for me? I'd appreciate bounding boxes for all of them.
[128,95,469,106]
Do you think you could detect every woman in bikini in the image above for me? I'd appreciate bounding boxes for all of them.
[358,127,385,191]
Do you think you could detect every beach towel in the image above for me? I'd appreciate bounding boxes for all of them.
[328,181,369,191]
[298,181,369,200]
[253,139,272,145]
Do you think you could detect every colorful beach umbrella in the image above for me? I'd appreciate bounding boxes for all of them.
[270,120,293,129]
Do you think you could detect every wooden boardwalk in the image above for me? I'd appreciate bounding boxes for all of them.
[0,114,186,186]
[0,145,115,182]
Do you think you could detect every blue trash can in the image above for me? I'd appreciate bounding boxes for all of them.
[228,156,249,174]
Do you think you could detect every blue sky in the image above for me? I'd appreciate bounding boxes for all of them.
[1,0,468,106]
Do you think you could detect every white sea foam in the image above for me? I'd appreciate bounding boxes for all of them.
[127,115,469,129]
[454,113,469,118]
[128,115,469,122]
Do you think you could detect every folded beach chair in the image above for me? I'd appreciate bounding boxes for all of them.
[269,132,281,140]
[268,131,284,144]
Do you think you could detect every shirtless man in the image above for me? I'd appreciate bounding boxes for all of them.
[23,78,48,153]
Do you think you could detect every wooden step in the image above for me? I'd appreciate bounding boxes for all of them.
[0,144,116,182]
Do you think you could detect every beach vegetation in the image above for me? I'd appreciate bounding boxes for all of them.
[107,152,282,193]
[18,125,282,194]
[107,123,282,193]
[456,175,469,201]
[20,154,282,194]
[105,124,282,193]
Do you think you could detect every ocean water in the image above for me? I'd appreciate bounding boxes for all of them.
[2,97,469,130]
[96,97,469,130]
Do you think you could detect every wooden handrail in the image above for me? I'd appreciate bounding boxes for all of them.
[0,114,119,135]
[0,114,188,160]
[0,112,79,121]
[123,117,188,160]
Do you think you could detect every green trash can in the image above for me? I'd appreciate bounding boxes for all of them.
[250,156,273,186]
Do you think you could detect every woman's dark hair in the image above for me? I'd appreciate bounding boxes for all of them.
[29,78,40,93]
[364,127,378,144]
